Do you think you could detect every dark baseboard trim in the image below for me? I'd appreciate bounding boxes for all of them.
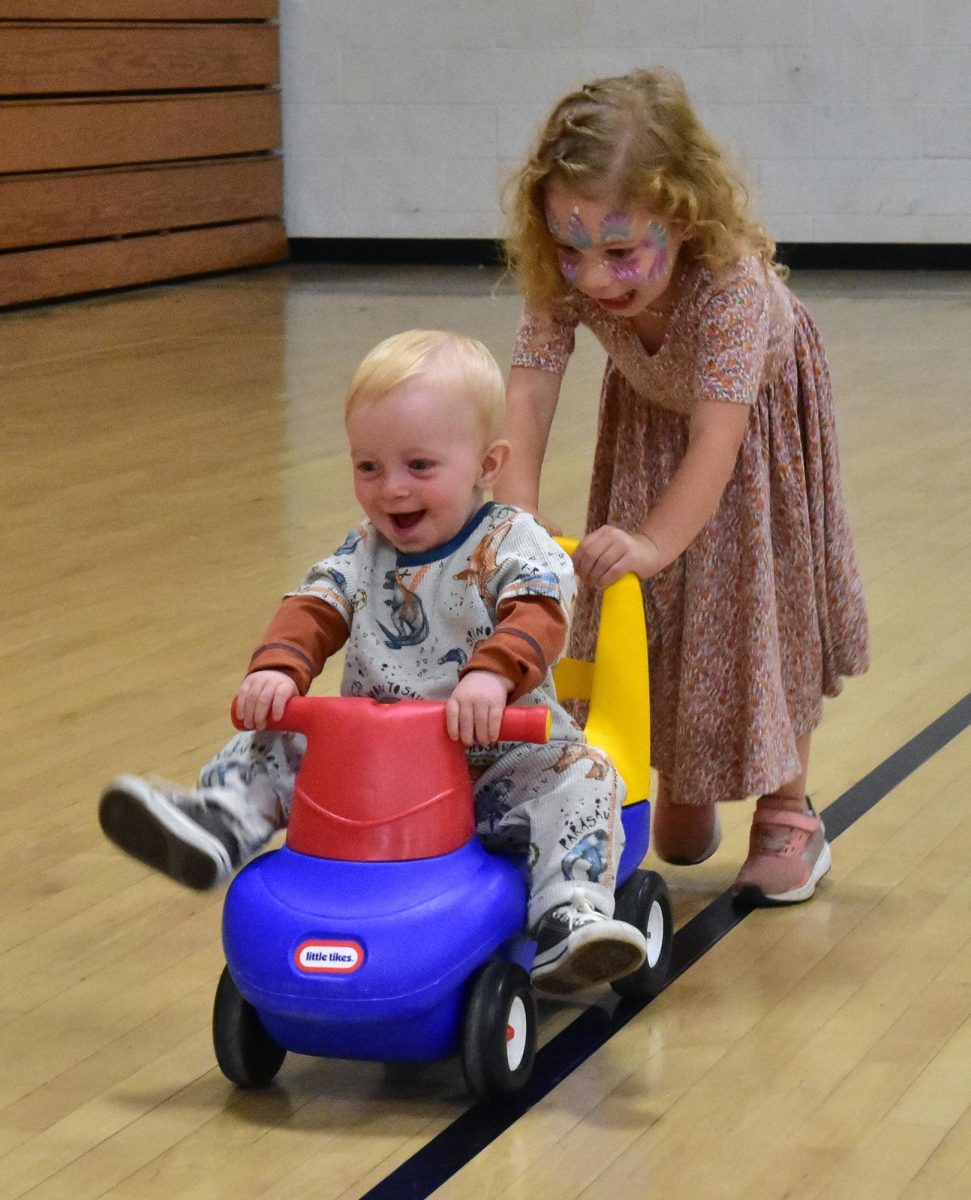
[289,237,971,272]
[776,243,971,270]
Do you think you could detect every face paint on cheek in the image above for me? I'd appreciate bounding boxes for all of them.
[557,251,580,283]
[641,221,671,282]
[608,258,647,286]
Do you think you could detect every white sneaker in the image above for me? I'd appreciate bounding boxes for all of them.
[99,775,251,889]
[531,893,647,994]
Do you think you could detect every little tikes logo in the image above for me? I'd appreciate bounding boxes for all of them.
[295,940,365,974]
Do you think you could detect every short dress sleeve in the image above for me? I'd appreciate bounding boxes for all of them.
[696,270,772,406]
[511,303,581,377]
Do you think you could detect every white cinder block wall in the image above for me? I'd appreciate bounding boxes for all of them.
[279,0,971,244]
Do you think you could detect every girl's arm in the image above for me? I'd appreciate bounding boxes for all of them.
[493,365,563,528]
[574,398,751,587]
[643,397,751,563]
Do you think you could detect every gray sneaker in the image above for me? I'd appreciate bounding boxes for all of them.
[531,893,647,994]
[99,775,254,889]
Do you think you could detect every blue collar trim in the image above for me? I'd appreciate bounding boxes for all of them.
[395,502,495,567]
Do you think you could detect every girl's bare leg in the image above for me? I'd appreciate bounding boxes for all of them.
[651,772,722,865]
[759,733,812,809]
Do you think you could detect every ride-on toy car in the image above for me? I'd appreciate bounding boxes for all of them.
[212,546,673,1101]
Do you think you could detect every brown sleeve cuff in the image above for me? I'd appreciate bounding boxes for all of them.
[247,594,349,695]
[461,594,568,703]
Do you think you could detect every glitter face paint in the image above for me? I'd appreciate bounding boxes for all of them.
[557,250,580,282]
[608,257,645,285]
[565,208,593,249]
[601,220,671,286]
[599,210,634,244]
[544,191,681,313]
[546,205,593,250]
[641,221,670,282]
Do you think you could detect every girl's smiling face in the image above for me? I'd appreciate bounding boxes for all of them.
[544,187,685,318]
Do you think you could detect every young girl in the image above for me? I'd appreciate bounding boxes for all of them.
[496,67,870,905]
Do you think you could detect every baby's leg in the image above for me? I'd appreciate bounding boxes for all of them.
[198,728,304,831]
[99,731,303,889]
[473,740,624,927]
[474,739,646,993]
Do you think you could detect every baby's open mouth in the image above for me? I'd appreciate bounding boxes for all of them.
[390,510,425,531]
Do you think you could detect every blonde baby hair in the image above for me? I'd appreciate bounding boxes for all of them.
[345,329,505,441]
[505,67,782,311]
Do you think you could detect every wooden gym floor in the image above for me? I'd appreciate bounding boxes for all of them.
[1,262,969,1200]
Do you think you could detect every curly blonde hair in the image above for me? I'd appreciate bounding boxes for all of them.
[504,67,782,311]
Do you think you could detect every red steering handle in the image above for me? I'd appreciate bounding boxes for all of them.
[228,696,551,862]
[231,695,550,744]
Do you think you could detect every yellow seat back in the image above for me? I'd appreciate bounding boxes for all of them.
[552,538,651,805]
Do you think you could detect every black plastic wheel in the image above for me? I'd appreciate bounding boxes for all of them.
[460,960,537,1101]
[212,965,287,1087]
[610,869,674,999]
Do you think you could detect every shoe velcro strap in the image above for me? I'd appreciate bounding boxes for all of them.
[753,808,818,832]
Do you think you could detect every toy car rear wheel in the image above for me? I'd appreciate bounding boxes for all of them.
[610,869,673,999]
[213,965,287,1087]
[461,960,537,1101]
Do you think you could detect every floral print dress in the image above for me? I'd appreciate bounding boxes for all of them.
[512,255,870,806]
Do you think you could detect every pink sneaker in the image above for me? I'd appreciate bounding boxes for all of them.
[652,795,721,865]
[733,797,832,905]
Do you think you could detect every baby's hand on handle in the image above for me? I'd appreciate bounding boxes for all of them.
[446,670,515,747]
[235,670,299,730]
[573,525,662,588]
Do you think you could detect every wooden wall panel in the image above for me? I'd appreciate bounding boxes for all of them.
[1,93,281,172]
[1,158,283,250]
[0,24,279,94]
[0,220,287,308]
[0,2,276,16]
[0,2,285,307]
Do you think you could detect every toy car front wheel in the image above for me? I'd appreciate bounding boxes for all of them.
[213,965,287,1087]
[610,869,673,999]
[461,960,537,1101]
